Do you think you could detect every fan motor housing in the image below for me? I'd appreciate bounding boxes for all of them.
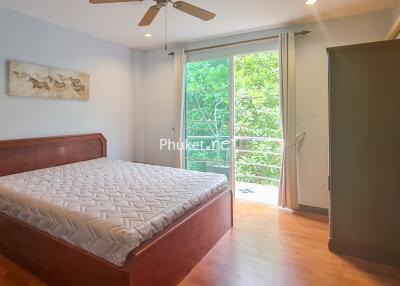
[155,0,168,7]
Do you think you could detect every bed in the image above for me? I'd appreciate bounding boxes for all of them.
[0,134,233,286]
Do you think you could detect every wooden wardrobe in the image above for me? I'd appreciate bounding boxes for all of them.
[328,39,400,266]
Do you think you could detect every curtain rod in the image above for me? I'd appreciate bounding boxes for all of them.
[183,30,311,54]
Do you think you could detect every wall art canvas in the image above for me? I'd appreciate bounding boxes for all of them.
[8,61,90,100]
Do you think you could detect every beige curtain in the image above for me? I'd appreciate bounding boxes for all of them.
[175,48,187,169]
[278,32,299,209]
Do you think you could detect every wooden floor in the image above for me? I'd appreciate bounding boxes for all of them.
[1,200,400,286]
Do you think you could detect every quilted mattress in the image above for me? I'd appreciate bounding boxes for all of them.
[0,158,228,266]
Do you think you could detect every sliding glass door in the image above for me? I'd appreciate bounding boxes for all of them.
[184,39,281,205]
[184,58,232,181]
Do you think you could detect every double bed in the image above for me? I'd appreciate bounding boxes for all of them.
[0,134,232,286]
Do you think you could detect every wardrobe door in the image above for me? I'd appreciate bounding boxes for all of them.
[328,40,400,265]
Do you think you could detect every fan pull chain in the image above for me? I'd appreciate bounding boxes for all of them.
[164,5,168,51]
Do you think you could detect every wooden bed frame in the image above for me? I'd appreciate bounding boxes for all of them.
[0,133,233,286]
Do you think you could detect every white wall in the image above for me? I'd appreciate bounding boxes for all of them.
[132,50,146,163]
[392,2,400,39]
[0,8,136,160]
[295,10,392,208]
[138,49,180,167]
[394,1,400,20]
[137,10,393,208]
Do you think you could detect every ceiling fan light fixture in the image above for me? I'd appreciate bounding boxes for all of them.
[144,33,152,38]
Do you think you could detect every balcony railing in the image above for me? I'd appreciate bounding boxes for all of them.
[235,136,281,184]
[185,133,282,185]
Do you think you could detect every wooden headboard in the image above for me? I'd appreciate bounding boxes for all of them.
[0,133,107,176]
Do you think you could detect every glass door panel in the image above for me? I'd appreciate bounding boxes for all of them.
[234,50,282,205]
[185,58,232,181]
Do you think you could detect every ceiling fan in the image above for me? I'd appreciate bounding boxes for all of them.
[89,0,216,27]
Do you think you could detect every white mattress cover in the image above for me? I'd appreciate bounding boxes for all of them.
[0,158,228,266]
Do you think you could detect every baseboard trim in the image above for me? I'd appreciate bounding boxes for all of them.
[329,238,400,267]
[298,204,328,216]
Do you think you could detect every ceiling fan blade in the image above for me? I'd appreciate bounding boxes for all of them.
[173,1,216,21]
[139,5,161,26]
[89,0,144,3]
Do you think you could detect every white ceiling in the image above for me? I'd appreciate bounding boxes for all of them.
[0,0,396,48]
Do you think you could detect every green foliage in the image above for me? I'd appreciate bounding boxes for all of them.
[186,59,230,173]
[235,51,282,186]
[185,51,282,186]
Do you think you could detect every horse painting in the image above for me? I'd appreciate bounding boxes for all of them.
[9,61,89,100]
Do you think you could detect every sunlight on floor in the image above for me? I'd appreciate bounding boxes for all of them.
[235,181,279,206]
